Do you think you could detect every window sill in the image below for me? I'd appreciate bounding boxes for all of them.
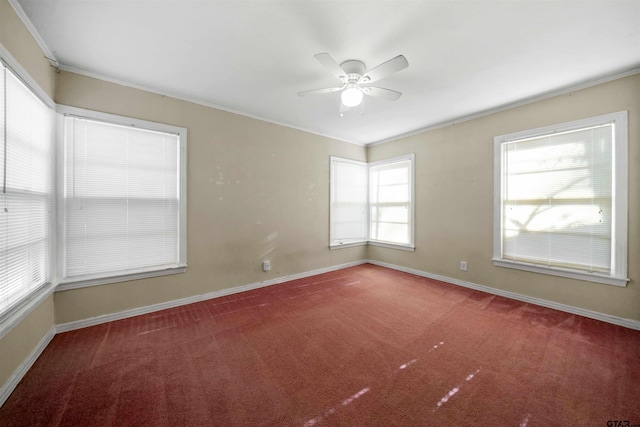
[368,241,415,252]
[492,258,628,287]
[330,241,415,252]
[330,241,367,250]
[56,265,188,292]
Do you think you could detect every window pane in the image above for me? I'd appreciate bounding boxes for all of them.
[330,158,367,244]
[335,161,367,203]
[501,123,614,273]
[64,116,182,279]
[377,167,408,185]
[372,222,409,245]
[0,65,53,317]
[374,205,408,223]
[369,157,413,246]
[374,184,408,203]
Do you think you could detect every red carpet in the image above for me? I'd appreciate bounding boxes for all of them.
[1,264,639,426]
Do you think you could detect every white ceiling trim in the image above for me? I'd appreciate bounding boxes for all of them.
[10,0,364,146]
[10,0,365,146]
[44,61,640,148]
[8,0,58,67]
[57,64,365,147]
[10,0,640,146]
[369,67,640,147]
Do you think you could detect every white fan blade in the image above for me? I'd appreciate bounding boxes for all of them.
[361,55,408,83]
[363,86,402,101]
[314,53,348,82]
[298,86,344,97]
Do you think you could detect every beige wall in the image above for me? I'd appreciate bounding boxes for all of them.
[52,72,639,325]
[1,0,638,403]
[54,71,367,324]
[0,0,57,392]
[368,74,640,321]
[0,297,55,389]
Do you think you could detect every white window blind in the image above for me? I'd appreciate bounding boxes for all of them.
[369,155,414,247]
[0,63,53,316]
[330,157,367,246]
[494,111,628,286]
[63,115,183,280]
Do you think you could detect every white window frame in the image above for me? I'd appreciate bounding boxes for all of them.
[330,154,415,251]
[329,156,368,248]
[493,111,628,287]
[368,154,415,251]
[0,47,56,337]
[55,105,188,291]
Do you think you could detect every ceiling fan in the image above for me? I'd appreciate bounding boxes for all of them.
[298,53,409,116]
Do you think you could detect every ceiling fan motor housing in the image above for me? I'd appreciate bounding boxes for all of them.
[340,60,366,81]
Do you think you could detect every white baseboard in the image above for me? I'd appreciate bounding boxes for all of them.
[366,259,640,331]
[0,326,56,408]
[56,260,367,333]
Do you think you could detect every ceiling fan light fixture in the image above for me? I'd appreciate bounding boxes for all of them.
[341,85,363,107]
[300,53,409,114]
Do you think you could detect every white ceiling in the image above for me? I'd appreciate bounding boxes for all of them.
[14,0,640,145]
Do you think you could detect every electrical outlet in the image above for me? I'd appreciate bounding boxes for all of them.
[262,260,271,272]
[460,261,468,271]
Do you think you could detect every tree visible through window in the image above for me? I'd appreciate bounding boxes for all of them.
[494,112,628,286]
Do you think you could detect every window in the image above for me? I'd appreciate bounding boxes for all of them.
[330,157,367,247]
[330,154,414,250]
[0,57,188,324]
[493,112,628,286]
[59,107,187,287]
[0,62,54,318]
[369,155,414,248]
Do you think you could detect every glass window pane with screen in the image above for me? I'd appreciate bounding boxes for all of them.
[502,125,612,272]
[369,158,412,246]
[0,64,53,317]
[63,116,182,279]
[495,111,628,286]
[330,157,367,246]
